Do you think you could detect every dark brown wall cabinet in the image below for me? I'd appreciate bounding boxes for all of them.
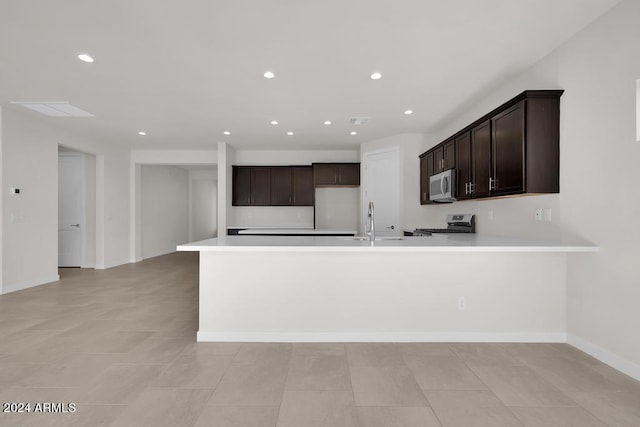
[419,90,563,202]
[313,163,360,187]
[232,166,314,206]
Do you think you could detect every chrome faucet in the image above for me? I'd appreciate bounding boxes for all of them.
[366,201,375,243]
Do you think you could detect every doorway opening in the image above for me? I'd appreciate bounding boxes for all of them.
[58,146,96,268]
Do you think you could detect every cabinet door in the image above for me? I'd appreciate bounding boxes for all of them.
[433,145,445,173]
[492,101,525,195]
[337,163,360,186]
[251,167,271,205]
[420,153,434,204]
[232,166,251,206]
[471,120,492,198]
[292,167,314,206]
[270,167,292,205]
[455,132,471,200]
[314,164,338,186]
[443,139,456,170]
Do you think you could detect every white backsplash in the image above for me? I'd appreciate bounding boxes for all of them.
[315,187,359,230]
[234,206,314,227]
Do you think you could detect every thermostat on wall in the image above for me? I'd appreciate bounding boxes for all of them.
[9,187,20,194]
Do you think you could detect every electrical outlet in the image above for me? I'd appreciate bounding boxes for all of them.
[457,297,466,311]
[535,209,543,221]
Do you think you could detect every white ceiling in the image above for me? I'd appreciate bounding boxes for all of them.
[0,0,621,150]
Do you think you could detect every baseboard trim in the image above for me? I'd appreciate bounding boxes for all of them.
[95,259,130,270]
[197,331,567,343]
[2,275,60,295]
[568,334,640,381]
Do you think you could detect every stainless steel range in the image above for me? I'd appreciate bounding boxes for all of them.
[411,214,476,236]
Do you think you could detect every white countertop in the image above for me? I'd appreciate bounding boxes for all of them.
[178,234,598,253]
[236,228,357,235]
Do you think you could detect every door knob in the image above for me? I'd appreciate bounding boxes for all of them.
[386,225,395,230]
[70,224,80,227]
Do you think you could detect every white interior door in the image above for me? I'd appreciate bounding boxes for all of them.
[58,154,84,267]
[362,147,400,236]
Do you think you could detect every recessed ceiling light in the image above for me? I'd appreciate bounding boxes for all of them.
[370,72,382,80]
[324,120,332,125]
[404,110,414,115]
[287,131,294,136]
[350,131,358,136]
[263,71,275,79]
[138,131,147,136]
[271,120,279,125]
[77,53,94,63]
[223,131,231,135]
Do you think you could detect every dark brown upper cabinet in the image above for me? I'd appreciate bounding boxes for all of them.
[251,167,271,205]
[292,166,314,206]
[433,139,456,174]
[471,120,492,198]
[270,167,293,205]
[232,165,314,207]
[454,132,472,201]
[420,152,434,205]
[232,166,252,206]
[313,163,360,187]
[419,90,563,203]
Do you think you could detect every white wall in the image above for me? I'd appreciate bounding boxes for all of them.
[130,149,217,261]
[426,0,640,377]
[1,108,130,293]
[315,188,359,230]
[189,168,217,241]
[141,165,190,259]
[83,153,96,268]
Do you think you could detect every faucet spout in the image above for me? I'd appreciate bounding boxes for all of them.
[367,201,375,243]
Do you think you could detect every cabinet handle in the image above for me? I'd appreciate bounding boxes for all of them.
[465,183,469,195]
[469,182,474,194]
[489,177,495,191]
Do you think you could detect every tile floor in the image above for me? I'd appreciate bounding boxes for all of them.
[0,252,639,426]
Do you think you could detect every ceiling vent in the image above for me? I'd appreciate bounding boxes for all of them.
[349,116,370,125]
[10,101,94,117]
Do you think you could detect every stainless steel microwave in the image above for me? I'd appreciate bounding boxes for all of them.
[429,169,456,203]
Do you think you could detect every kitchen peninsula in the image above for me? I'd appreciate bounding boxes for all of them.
[178,235,597,343]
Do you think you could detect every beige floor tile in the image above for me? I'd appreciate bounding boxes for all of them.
[276,390,358,427]
[194,406,279,427]
[120,337,191,364]
[346,343,406,367]
[182,341,243,356]
[285,354,351,390]
[208,361,289,406]
[112,388,212,427]
[469,364,577,407]
[396,343,456,357]
[449,343,524,367]
[16,353,121,388]
[0,387,83,404]
[153,354,233,388]
[0,362,49,390]
[404,355,487,390]
[233,343,292,365]
[292,343,345,356]
[425,390,522,427]
[0,404,126,427]
[350,365,428,406]
[511,406,606,427]
[79,363,165,404]
[522,356,624,391]
[356,406,442,427]
[568,390,640,427]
